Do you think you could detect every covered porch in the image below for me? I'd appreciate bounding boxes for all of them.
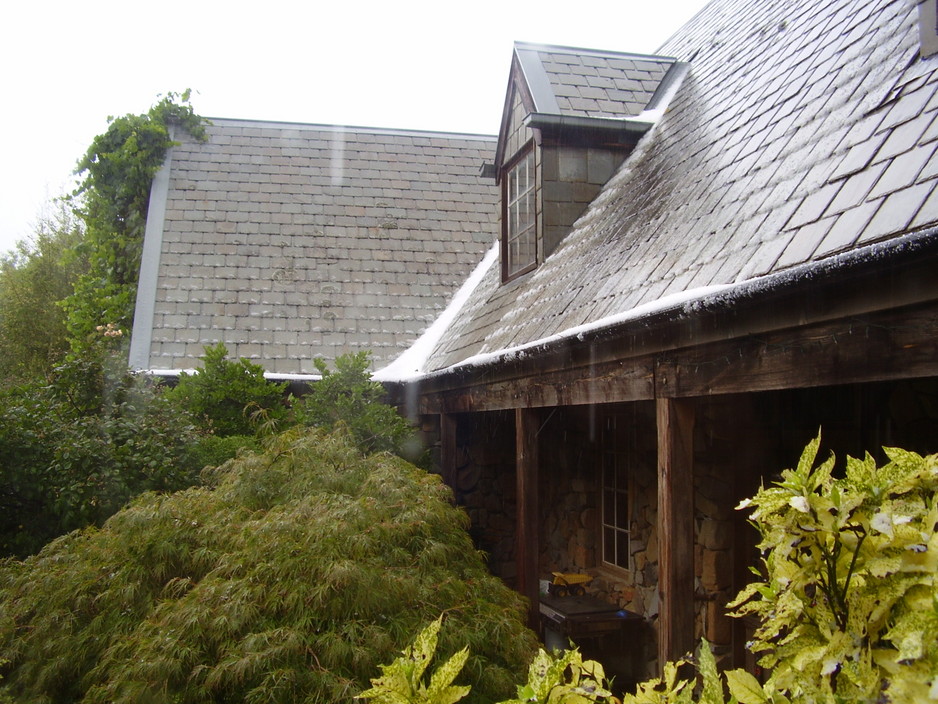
[393,240,938,681]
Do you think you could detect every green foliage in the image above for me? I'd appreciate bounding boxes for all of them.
[621,642,708,704]
[0,429,537,703]
[359,616,472,704]
[730,434,938,703]
[364,621,616,704]
[163,343,289,437]
[189,434,261,469]
[0,204,86,383]
[501,648,615,704]
[0,334,203,557]
[618,436,938,704]
[295,351,416,457]
[63,90,206,349]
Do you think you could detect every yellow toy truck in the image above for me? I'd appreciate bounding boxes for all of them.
[548,571,593,597]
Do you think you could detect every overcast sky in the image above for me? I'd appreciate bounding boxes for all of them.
[0,0,711,255]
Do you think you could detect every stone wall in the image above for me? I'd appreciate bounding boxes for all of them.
[421,411,520,585]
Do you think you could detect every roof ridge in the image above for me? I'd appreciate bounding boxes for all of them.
[513,40,676,63]
[203,116,497,141]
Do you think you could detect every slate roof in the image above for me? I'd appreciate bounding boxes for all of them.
[514,42,677,119]
[420,0,938,374]
[129,120,497,377]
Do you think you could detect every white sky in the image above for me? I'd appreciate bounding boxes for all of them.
[0,0,711,255]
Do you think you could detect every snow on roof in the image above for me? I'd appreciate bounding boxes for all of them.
[374,243,499,382]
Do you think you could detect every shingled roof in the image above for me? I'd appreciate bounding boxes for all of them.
[513,42,677,120]
[129,120,497,377]
[414,0,938,376]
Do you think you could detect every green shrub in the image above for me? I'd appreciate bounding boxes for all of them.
[63,91,205,347]
[0,340,203,557]
[190,434,261,469]
[163,343,288,437]
[362,617,615,704]
[621,435,938,704]
[728,435,938,703]
[0,428,537,703]
[294,351,416,458]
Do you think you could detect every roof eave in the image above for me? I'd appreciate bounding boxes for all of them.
[525,112,656,136]
[415,229,938,386]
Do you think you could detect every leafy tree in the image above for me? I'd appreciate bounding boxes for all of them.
[0,204,86,383]
[0,428,538,703]
[0,331,203,557]
[63,90,206,350]
[162,343,289,437]
[295,351,416,457]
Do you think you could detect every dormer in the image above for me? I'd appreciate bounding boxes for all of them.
[493,42,681,282]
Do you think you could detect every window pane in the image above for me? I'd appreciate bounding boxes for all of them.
[603,458,614,489]
[505,149,536,277]
[616,455,629,489]
[616,530,630,568]
[616,490,629,530]
[601,416,632,571]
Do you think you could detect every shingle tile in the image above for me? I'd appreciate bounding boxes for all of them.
[828,161,888,213]
[860,182,933,243]
[874,112,934,162]
[867,144,937,199]
[910,182,938,230]
[815,200,882,256]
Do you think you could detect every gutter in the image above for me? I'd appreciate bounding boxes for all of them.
[524,112,655,135]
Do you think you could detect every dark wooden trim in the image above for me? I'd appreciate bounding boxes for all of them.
[656,395,696,666]
[440,413,458,491]
[659,305,938,398]
[411,300,938,413]
[420,356,655,414]
[516,407,541,631]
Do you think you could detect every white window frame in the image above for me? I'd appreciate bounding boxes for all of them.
[502,145,537,280]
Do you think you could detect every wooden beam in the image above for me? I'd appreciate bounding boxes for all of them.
[420,356,655,414]
[516,407,541,631]
[440,413,458,491]
[657,395,696,666]
[412,302,938,414]
[662,305,938,398]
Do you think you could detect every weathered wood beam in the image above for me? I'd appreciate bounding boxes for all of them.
[440,413,458,492]
[410,302,938,413]
[663,305,938,398]
[656,394,696,666]
[516,407,541,631]
[419,357,655,414]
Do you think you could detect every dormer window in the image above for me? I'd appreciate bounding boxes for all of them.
[492,42,681,285]
[503,145,537,280]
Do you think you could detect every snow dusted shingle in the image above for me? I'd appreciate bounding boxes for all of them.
[515,42,677,120]
[131,120,497,377]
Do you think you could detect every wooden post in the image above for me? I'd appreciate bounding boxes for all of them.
[516,407,540,631]
[656,397,696,666]
[440,413,458,491]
